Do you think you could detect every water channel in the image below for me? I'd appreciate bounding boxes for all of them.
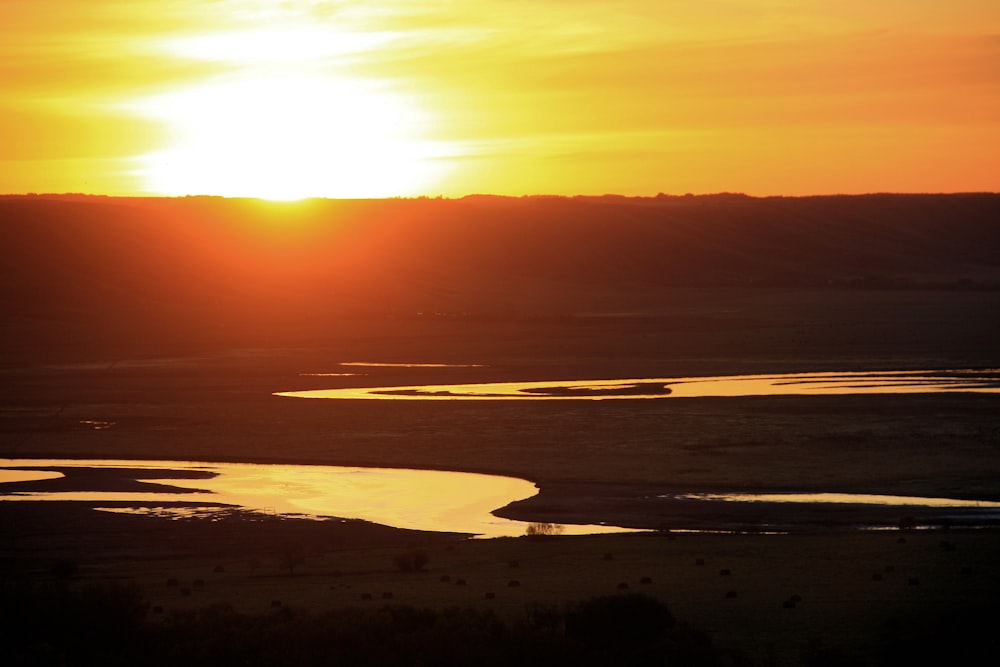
[4,457,1000,536]
[0,458,626,538]
[276,369,1000,401]
[4,370,998,536]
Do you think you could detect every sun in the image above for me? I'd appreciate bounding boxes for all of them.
[132,29,450,200]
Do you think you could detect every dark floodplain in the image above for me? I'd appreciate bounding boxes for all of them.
[2,193,1000,665]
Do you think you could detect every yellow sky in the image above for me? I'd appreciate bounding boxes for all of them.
[1,1,997,197]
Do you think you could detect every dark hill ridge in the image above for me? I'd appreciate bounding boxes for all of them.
[1,193,998,356]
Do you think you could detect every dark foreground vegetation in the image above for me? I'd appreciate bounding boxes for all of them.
[3,581,711,667]
[5,579,996,667]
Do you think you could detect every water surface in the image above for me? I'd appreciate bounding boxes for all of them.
[278,369,1000,401]
[671,492,1000,509]
[5,458,998,534]
[0,458,621,538]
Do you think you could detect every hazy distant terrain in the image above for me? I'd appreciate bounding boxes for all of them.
[2,193,998,362]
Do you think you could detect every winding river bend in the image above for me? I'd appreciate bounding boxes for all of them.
[4,370,998,536]
[276,369,1000,401]
[0,458,626,538]
[4,458,1000,536]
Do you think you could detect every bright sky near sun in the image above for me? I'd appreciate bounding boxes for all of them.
[1,1,998,198]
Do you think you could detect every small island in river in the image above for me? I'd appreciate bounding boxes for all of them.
[518,381,672,397]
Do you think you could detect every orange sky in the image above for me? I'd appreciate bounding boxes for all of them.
[1,1,998,198]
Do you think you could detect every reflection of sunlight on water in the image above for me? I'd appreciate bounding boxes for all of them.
[339,362,486,368]
[0,459,623,538]
[0,469,64,484]
[7,460,997,533]
[79,420,116,430]
[277,369,1000,401]
[671,492,1000,508]
[95,506,277,521]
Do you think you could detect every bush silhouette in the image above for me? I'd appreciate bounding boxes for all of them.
[566,593,675,649]
[4,580,735,666]
[525,522,564,537]
[280,542,305,574]
[393,549,429,572]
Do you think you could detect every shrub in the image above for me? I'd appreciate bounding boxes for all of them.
[393,550,429,572]
[525,522,564,537]
[566,593,675,649]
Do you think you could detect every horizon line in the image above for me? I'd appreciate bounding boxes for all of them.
[2,190,999,203]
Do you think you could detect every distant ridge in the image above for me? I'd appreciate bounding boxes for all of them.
[2,193,998,354]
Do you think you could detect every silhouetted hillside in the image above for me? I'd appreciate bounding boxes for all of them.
[2,193,998,355]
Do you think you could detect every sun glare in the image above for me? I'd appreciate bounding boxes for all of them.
[132,28,451,200]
